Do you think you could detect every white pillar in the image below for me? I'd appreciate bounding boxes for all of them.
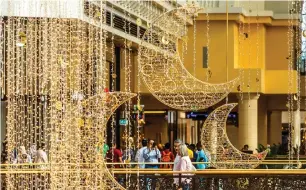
[238,94,260,152]
[269,111,282,145]
[258,96,267,146]
[293,110,301,148]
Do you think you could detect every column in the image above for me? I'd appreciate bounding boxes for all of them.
[238,94,260,152]
[293,110,301,148]
[258,96,268,146]
[168,111,177,148]
[269,111,282,145]
[186,119,191,144]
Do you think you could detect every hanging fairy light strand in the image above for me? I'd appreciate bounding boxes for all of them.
[123,2,133,187]
[193,11,196,79]
[295,1,301,163]
[240,9,246,103]
[110,2,116,173]
[123,3,128,185]
[287,0,294,164]
[0,16,4,98]
[237,14,244,101]
[303,2,306,158]
[256,4,260,96]
[247,0,251,106]
[206,5,210,82]
[226,0,229,104]
[136,0,142,189]
[192,9,197,109]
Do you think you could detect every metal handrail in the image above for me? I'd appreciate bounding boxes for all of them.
[0,160,305,166]
[1,169,306,175]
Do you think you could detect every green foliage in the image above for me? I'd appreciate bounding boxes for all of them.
[256,143,287,158]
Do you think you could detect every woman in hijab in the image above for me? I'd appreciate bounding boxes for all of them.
[18,146,32,164]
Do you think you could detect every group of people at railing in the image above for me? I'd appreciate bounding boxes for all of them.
[1,140,48,165]
[104,138,210,170]
[104,138,210,189]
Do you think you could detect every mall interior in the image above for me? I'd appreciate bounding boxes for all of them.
[1,0,306,189]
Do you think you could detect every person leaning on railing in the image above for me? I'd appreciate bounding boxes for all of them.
[135,139,148,169]
[35,144,48,162]
[161,142,174,169]
[173,139,183,171]
[195,142,209,169]
[143,139,161,169]
[18,146,32,164]
[35,143,48,170]
[174,144,196,190]
[106,143,123,168]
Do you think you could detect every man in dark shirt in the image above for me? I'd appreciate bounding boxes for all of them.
[106,143,123,168]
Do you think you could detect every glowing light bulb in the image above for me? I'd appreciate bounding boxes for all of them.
[162,36,169,45]
[72,92,84,101]
[16,42,25,47]
[136,18,142,26]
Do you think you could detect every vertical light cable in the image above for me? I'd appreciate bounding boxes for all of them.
[226,0,229,104]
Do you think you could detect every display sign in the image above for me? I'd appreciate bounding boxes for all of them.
[185,112,238,126]
[119,119,128,126]
[186,112,209,119]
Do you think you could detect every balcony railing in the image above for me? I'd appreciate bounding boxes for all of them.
[113,170,306,190]
[2,167,306,190]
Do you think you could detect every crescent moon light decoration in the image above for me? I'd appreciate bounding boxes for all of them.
[51,92,136,189]
[139,4,238,110]
[85,92,136,190]
[201,103,268,169]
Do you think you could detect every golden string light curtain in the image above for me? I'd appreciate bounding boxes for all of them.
[0,1,136,189]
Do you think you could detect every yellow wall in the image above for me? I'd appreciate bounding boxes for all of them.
[178,20,265,93]
[178,20,237,83]
[134,14,298,96]
[265,70,297,94]
[178,17,297,94]
[238,24,266,70]
[266,26,292,70]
